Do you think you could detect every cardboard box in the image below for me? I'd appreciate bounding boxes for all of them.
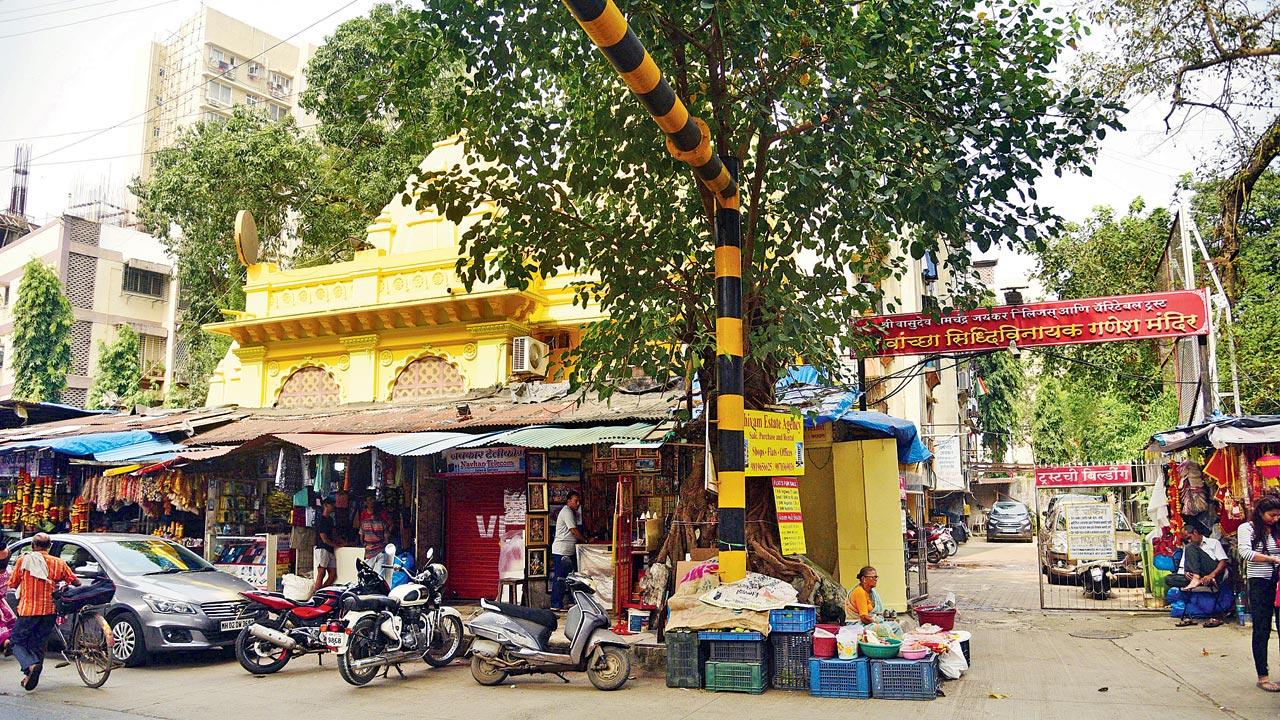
[690,547,717,561]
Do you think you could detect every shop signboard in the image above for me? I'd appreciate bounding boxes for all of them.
[1035,464,1134,488]
[931,435,964,491]
[771,477,806,555]
[744,410,804,476]
[440,446,526,476]
[1064,502,1116,561]
[853,289,1210,357]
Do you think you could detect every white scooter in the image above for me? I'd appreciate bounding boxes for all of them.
[327,545,465,686]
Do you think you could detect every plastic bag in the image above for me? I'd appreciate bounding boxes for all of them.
[938,640,969,679]
[836,625,859,659]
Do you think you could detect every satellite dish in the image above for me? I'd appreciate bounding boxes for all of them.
[234,210,260,266]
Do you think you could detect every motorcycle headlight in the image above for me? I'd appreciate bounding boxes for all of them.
[143,593,197,615]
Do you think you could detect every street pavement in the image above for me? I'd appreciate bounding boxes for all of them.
[2,539,1277,720]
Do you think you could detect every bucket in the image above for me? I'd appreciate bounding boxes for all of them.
[813,627,837,658]
[628,608,649,633]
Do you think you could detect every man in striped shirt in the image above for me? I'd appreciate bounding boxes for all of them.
[9,533,78,691]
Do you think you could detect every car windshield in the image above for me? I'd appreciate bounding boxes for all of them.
[94,540,213,576]
[992,503,1026,516]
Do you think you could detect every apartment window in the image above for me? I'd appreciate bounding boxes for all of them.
[153,127,161,138]
[267,103,288,122]
[245,94,260,107]
[202,111,227,125]
[207,81,232,107]
[247,62,263,80]
[138,333,166,375]
[123,266,167,298]
[209,46,236,78]
[268,71,292,98]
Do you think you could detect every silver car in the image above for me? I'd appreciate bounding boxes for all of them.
[4,533,255,666]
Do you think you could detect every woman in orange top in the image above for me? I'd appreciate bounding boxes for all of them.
[844,565,883,624]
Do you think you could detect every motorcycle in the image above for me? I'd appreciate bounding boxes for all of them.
[233,556,390,675]
[906,523,956,564]
[467,574,631,691]
[329,545,465,686]
[1077,559,1120,600]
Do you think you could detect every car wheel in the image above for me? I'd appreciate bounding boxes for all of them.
[109,611,149,667]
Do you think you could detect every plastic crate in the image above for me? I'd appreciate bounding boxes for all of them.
[700,631,767,663]
[769,605,817,633]
[808,657,871,698]
[770,631,813,690]
[704,661,768,694]
[871,654,939,701]
[666,630,705,688]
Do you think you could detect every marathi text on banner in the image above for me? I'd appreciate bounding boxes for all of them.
[744,410,804,476]
[771,477,806,555]
[853,289,1210,357]
[1064,502,1116,561]
[1035,464,1134,488]
[440,446,526,476]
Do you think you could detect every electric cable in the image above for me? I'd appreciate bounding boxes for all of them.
[0,0,141,24]
[0,0,183,40]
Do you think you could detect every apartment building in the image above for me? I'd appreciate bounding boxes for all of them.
[0,216,178,407]
[140,6,313,176]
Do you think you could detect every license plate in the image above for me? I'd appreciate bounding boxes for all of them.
[221,618,253,632]
[322,631,348,653]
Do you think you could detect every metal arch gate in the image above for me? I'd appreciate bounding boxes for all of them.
[1035,464,1163,611]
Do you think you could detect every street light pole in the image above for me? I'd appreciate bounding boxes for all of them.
[561,0,747,581]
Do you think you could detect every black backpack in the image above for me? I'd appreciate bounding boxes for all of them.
[54,577,115,615]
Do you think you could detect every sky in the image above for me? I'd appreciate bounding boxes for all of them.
[0,0,1238,299]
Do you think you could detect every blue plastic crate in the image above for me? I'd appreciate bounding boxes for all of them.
[769,605,817,633]
[871,654,938,701]
[698,631,764,642]
[808,657,870,698]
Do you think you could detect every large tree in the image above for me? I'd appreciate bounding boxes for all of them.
[86,325,145,410]
[1075,0,1280,302]
[11,260,73,403]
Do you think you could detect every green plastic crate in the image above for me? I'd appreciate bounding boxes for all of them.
[704,661,768,694]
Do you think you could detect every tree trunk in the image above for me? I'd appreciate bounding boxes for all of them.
[655,448,716,566]
[745,476,819,601]
[1215,112,1280,303]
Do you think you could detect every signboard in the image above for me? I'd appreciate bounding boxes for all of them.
[441,446,526,476]
[1035,464,1134,488]
[1064,502,1116,561]
[744,410,805,476]
[771,477,806,555]
[804,423,833,448]
[854,289,1210,357]
[931,435,964,491]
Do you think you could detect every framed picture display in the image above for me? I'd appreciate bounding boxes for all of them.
[526,548,548,578]
[527,482,548,513]
[615,447,637,459]
[635,457,658,472]
[526,514,549,547]
[637,447,660,458]
[527,451,547,479]
[594,445,615,461]
[549,482,580,506]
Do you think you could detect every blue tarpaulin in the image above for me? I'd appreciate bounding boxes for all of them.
[776,367,932,464]
[0,430,159,458]
[93,437,190,463]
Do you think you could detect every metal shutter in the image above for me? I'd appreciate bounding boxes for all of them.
[445,476,525,600]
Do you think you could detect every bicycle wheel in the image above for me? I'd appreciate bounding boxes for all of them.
[72,612,114,688]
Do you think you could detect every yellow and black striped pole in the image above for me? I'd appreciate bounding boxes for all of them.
[561,0,747,582]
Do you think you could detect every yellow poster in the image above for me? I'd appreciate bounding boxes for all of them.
[771,477,806,555]
[745,410,805,476]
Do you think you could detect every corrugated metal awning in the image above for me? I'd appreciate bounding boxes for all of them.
[370,431,498,457]
[459,423,658,449]
[0,430,158,457]
[301,433,410,456]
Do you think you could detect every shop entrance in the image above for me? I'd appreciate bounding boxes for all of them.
[1034,465,1159,611]
[445,475,526,600]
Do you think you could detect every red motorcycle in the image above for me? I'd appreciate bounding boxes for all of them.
[905,521,955,564]
[233,560,389,675]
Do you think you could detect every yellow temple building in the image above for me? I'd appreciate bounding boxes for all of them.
[204,138,603,408]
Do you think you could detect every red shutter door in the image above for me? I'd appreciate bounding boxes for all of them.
[445,476,524,600]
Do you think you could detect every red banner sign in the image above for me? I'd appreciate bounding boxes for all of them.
[854,290,1210,357]
[1035,465,1134,488]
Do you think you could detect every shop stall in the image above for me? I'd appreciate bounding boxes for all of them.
[436,446,528,600]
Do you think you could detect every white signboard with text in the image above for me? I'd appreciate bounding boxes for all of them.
[1065,502,1116,561]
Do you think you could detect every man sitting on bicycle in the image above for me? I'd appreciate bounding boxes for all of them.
[9,533,78,691]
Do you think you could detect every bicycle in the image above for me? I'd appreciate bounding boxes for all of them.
[48,596,115,688]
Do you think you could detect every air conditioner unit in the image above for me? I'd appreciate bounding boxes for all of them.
[511,336,550,377]
[956,368,971,392]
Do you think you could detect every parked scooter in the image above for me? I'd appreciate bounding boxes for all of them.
[329,545,465,686]
[468,574,631,691]
[233,557,391,675]
[1077,559,1120,600]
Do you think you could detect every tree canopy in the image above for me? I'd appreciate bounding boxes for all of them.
[11,260,73,403]
[1075,0,1280,301]
[86,325,143,410]
[972,349,1025,461]
[402,0,1119,402]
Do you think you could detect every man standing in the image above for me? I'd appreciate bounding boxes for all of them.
[550,491,586,611]
[10,533,78,691]
[359,497,388,561]
[312,498,341,595]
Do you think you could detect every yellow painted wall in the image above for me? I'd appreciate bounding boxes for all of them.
[797,443,837,573]
[830,438,907,613]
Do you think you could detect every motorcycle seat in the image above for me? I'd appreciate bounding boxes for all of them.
[488,600,557,628]
[349,594,400,611]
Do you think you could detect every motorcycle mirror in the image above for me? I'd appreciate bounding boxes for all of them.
[424,547,434,562]
[385,543,397,558]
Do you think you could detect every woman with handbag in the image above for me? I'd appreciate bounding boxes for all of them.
[1238,494,1280,692]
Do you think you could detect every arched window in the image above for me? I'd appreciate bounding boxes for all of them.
[391,356,465,401]
[275,366,340,408]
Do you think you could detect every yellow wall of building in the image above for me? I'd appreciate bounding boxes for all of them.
[205,138,603,408]
[829,438,907,613]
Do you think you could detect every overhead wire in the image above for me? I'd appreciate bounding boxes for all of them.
[0,0,141,24]
[0,0,183,40]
